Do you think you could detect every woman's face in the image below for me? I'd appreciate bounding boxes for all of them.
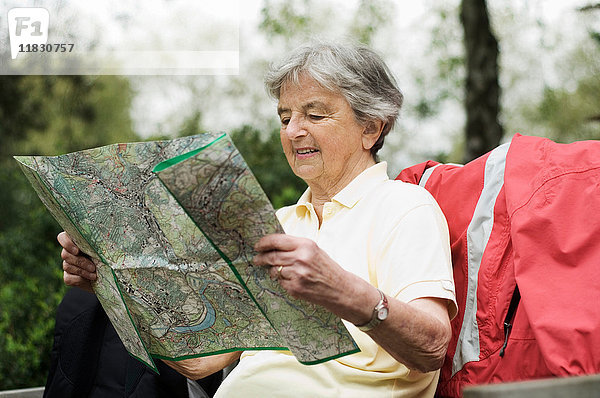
[277,74,375,193]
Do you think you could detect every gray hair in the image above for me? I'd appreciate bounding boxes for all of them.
[264,41,404,159]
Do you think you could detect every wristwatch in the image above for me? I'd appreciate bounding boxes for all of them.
[356,288,389,332]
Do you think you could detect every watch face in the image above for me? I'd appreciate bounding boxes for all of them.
[377,307,389,320]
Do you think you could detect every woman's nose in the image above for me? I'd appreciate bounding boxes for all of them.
[284,115,308,139]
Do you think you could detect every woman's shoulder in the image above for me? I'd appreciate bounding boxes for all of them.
[358,179,448,242]
[372,179,439,209]
[358,179,447,229]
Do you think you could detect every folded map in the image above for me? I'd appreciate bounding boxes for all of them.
[15,132,358,372]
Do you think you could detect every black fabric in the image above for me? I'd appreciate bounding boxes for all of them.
[44,288,222,398]
[499,285,521,358]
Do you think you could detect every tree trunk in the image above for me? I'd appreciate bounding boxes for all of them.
[460,0,503,162]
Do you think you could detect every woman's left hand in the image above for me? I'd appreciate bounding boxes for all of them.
[253,234,349,309]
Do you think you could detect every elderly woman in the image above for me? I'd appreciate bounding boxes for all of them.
[59,41,457,397]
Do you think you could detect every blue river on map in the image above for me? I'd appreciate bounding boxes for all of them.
[172,282,216,333]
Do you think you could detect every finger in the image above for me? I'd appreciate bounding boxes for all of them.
[267,265,279,280]
[267,265,286,280]
[254,234,298,253]
[57,231,80,255]
[275,265,291,280]
[252,251,272,267]
[276,278,299,299]
[61,249,97,273]
[62,258,97,281]
[253,250,296,267]
[63,271,94,293]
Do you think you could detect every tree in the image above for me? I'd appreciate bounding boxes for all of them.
[577,2,600,127]
[520,31,600,143]
[499,2,600,144]
[460,0,503,162]
[0,75,136,389]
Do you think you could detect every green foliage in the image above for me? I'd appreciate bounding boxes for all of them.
[411,3,464,121]
[230,125,306,209]
[1,75,137,160]
[259,0,314,41]
[0,75,137,389]
[259,0,393,46]
[519,38,600,142]
[0,169,64,389]
[177,111,204,139]
[350,0,394,45]
[523,79,600,141]
[16,76,137,155]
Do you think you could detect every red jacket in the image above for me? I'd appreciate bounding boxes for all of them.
[397,134,600,397]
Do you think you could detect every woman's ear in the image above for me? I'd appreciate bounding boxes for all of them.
[362,120,385,150]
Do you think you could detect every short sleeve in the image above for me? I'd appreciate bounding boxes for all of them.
[375,200,458,320]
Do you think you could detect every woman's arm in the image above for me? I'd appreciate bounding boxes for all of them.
[253,234,451,373]
[342,275,451,372]
[162,351,241,380]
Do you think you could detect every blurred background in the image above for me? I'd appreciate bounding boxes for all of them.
[0,0,599,389]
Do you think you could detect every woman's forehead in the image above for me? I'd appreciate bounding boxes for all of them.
[280,74,344,101]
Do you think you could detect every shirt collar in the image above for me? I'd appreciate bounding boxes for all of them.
[295,161,389,210]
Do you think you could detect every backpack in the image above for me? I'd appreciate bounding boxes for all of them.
[396,134,600,397]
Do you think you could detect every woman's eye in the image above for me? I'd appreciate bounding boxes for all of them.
[309,114,324,121]
[280,117,290,125]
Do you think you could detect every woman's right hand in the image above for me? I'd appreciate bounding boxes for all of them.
[57,231,97,293]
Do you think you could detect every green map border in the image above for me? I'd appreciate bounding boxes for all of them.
[153,133,226,173]
[153,133,360,366]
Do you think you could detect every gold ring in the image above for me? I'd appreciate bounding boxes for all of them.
[277,265,283,279]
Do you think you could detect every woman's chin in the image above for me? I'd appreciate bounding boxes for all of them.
[292,164,323,182]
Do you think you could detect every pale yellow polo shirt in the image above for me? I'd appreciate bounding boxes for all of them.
[215,162,457,398]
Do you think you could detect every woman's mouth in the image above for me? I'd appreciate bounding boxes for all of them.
[296,148,319,159]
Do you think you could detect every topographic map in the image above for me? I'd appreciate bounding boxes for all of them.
[15,133,358,372]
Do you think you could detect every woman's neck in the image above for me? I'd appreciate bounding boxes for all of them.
[307,158,376,225]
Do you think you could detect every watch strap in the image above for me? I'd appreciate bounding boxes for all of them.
[355,288,388,332]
